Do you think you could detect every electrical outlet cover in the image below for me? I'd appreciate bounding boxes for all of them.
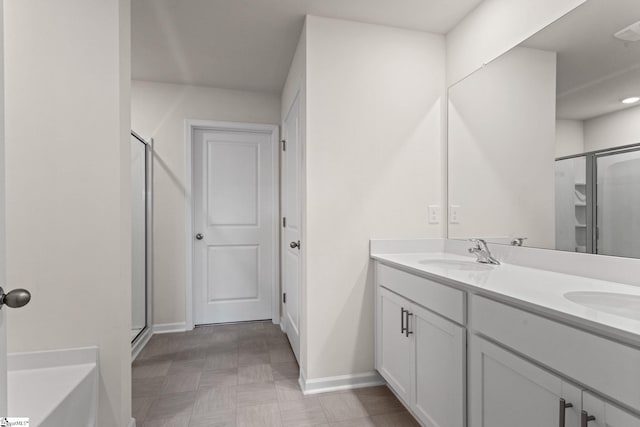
[450,205,461,224]
[428,205,441,224]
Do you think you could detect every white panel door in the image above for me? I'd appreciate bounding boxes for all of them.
[193,128,275,324]
[469,335,581,427]
[377,287,413,404]
[583,392,640,427]
[282,96,301,362]
[412,302,465,427]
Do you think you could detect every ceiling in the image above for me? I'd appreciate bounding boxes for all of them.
[523,0,640,120]
[131,0,483,94]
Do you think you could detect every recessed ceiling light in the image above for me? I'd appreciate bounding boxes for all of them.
[621,97,640,104]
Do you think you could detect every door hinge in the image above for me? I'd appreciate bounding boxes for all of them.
[283,293,287,304]
[282,217,287,227]
[281,139,286,151]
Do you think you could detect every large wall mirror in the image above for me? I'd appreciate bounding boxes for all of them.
[448,0,640,258]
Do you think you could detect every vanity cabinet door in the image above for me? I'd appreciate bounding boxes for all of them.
[377,286,413,403]
[469,335,581,427]
[412,303,465,427]
[582,392,640,427]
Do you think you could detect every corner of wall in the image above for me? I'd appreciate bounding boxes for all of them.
[119,0,133,424]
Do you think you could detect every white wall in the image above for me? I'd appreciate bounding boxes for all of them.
[554,106,640,157]
[131,81,281,326]
[304,16,445,379]
[556,119,585,157]
[448,47,557,249]
[4,0,132,426]
[584,105,640,152]
[446,0,587,86]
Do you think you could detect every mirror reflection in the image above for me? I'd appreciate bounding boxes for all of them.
[448,0,640,258]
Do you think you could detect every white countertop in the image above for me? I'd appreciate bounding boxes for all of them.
[371,251,640,345]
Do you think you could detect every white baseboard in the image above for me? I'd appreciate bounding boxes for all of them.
[128,417,136,427]
[131,327,153,361]
[299,370,384,395]
[153,322,188,334]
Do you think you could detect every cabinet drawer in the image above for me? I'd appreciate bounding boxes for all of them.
[471,295,640,411]
[376,263,464,324]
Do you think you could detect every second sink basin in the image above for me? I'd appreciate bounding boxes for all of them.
[564,291,640,321]
[418,259,495,272]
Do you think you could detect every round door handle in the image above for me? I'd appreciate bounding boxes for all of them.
[0,287,31,309]
[290,241,299,249]
[195,233,204,240]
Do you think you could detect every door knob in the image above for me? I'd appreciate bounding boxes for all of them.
[0,287,31,309]
[290,241,300,249]
[195,233,204,240]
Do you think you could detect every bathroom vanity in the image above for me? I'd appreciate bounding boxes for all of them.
[372,240,640,427]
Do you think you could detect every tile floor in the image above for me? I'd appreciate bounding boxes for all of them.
[132,321,419,427]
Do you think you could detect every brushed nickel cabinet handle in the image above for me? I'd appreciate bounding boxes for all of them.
[581,411,596,427]
[401,308,407,334]
[405,312,413,337]
[559,398,573,427]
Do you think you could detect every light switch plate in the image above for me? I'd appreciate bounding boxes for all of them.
[428,205,441,224]
[450,205,461,224]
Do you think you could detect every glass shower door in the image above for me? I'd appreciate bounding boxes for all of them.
[131,134,147,342]
[595,148,640,258]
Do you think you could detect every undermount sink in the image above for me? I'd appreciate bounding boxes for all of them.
[418,259,495,272]
[564,291,640,321]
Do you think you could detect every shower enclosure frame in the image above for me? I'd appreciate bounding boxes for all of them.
[131,131,154,357]
[556,141,640,256]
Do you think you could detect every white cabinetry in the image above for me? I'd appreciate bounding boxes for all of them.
[470,335,640,427]
[469,335,581,427]
[412,302,465,427]
[374,260,640,427]
[376,267,465,427]
[378,287,412,403]
[470,295,640,427]
[583,392,640,427]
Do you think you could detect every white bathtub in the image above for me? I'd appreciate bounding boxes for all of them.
[8,347,98,427]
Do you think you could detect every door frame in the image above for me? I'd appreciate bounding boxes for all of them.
[131,131,154,358]
[184,120,280,330]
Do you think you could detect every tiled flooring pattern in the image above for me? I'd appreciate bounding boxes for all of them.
[133,321,419,427]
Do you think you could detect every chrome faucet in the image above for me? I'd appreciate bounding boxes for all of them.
[510,237,527,247]
[468,239,501,265]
